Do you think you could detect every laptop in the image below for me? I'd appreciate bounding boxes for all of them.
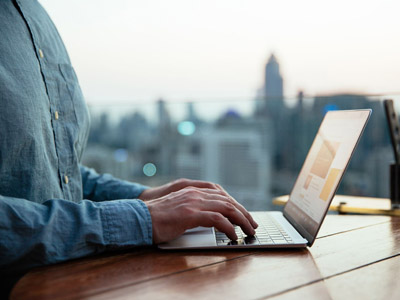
[159,109,372,249]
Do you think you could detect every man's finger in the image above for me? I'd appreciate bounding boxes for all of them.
[185,187,258,229]
[197,199,256,236]
[187,211,238,241]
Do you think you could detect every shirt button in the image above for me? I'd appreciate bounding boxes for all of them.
[55,111,59,120]
[64,175,69,184]
[38,49,44,58]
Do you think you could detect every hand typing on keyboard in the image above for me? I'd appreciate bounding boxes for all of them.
[140,178,258,244]
[215,216,293,246]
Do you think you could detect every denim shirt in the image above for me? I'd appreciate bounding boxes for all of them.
[0,0,153,285]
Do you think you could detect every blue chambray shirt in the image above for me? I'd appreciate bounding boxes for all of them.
[0,0,153,284]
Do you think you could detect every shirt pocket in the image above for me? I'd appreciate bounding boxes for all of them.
[59,63,90,156]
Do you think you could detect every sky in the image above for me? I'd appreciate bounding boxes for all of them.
[40,0,400,106]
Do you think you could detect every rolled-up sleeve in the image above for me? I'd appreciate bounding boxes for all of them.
[0,195,153,276]
[101,199,152,247]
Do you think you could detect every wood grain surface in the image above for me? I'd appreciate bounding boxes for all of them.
[10,215,400,300]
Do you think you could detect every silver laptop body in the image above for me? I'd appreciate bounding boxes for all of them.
[159,110,371,249]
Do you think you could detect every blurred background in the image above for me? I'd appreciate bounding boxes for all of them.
[41,0,400,210]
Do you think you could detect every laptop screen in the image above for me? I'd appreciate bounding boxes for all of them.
[283,110,371,245]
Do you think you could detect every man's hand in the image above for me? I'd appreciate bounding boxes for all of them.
[144,185,258,244]
[139,178,231,201]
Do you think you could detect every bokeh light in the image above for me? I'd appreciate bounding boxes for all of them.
[143,163,157,177]
[177,121,196,136]
[113,148,128,162]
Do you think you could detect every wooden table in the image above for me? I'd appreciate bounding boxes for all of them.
[11,214,400,300]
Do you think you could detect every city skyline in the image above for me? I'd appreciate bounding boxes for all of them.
[40,0,400,105]
[84,91,391,208]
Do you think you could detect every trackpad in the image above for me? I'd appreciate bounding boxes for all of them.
[185,227,214,234]
[159,227,216,249]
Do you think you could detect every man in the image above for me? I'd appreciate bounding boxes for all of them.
[0,0,257,296]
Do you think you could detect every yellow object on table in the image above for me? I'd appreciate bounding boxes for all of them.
[272,195,400,216]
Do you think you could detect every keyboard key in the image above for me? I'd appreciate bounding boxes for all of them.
[228,240,238,246]
[244,236,258,245]
[258,238,273,244]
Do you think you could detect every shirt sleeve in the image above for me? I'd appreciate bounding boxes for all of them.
[0,195,153,277]
[80,165,149,201]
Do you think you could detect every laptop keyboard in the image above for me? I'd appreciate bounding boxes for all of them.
[215,213,294,246]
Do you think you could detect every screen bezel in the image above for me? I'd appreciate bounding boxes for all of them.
[283,109,372,246]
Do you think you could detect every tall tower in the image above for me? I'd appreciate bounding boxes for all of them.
[257,53,285,118]
[264,53,283,98]
[157,98,170,128]
[157,98,172,175]
[186,102,198,124]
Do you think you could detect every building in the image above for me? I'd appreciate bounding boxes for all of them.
[175,121,272,210]
[254,53,285,117]
[264,53,283,99]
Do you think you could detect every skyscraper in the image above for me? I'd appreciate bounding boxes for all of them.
[253,53,288,173]
[264,54,283,98]
[264,53,283,98]
[255,53,285,117]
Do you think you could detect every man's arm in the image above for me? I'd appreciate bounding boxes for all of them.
[78,167,258,244]
[80,165,148,201]
[0,195,152,276]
